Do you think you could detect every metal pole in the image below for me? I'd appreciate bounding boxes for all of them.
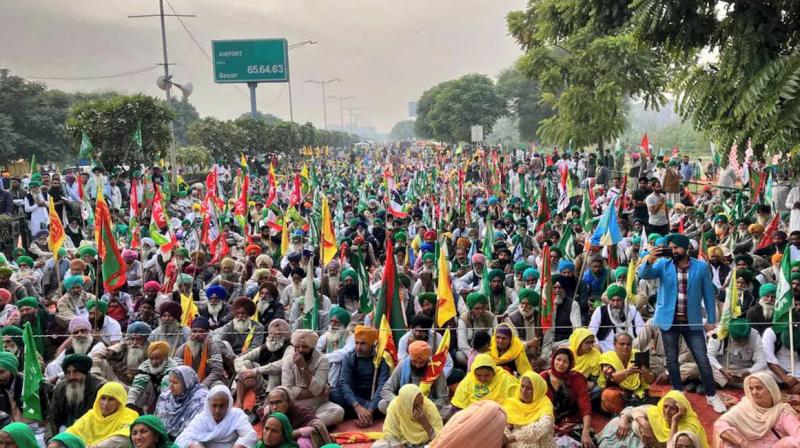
[322,81,328,130]
[288,80,294,122]
[339,98,344,131]
[157,0,177,186]
[247,82,258,119]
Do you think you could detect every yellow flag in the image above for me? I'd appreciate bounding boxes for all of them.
[436,246,457,327]
[375,315,396,370]
[300,165,309,179]
[625,259,636,304]
[420,328,450,395]
[280,217,290,255]
[320,195,337,265]
[180,293,198,327]
[47,197,65,259]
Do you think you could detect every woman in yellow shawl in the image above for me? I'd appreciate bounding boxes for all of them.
[374,384,443,448]
[67,381,139,447]
[597,333,655,414]
[569,328,602,380]
[503,371,556,448]
[452,353,519,409]
[490,323,532,376]
[596,390,708,448]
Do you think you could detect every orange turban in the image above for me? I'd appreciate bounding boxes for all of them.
[772,253,784,265]
[353,325,379,345]
[408,340,431,363]
[147,341,170,357]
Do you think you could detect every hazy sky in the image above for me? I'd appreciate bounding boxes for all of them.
[1,0,524,133]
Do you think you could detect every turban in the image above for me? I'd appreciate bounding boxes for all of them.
[792,272,800,282]
[121,249,138,261]
[327,260,341,271]
[0,289,10,304]
[666,233,690,250]
[749,224,765,234]
[268,318,291,335]
[63,275,84,289]
[0,352,18,374]
[127,321,152,336]
[495,325,512,338]
[759,283,777,297]
[707,246,724,258]
[291,330,320,347]
[518,288,539,305]
[632,236,642,245]
[329,306,352,326]
[648,233,662,242]
[728,318,751,340]
[466,292,488,310]
[408,340,431,363]
[158,301,182,320]
[287,251,302,262]
[417,292,437,306]
[191,316,210,330]
[143,280,161,292]
[176,274,193,285]
[713,214,729,223]
[340,268,357,282]
[0,326,22,348]
[557,259,575,273]
[68,317,91,333]
[736,268,754,283]
[15,297,38,310]
[773,253,784,265]
[62,354,92,374]
[522,268,540,281]
[206,285,227,301]
[606,284,627,300]
[70,259,86,271]
[456,237,471,249]
[420,243,434,253]
[487,269,505,281]
[78,246,98,257]
[175,248,190,258]
[353,325,379,345]
[423,230,437,241]
[614,267,629,281]
[256,254,273,268]
[232,297,256,317]
[87,300,108,315]
[422,253,435,263]
[245,244,262,256]
[471,254,486,265]
[513,261,529,274]
[15,256,33,267]
[147,341,170,357]
[394,231,408,242]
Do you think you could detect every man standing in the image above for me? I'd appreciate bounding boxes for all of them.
[49,354,104,432]
[645,179,669,235]
[638,233,726,413]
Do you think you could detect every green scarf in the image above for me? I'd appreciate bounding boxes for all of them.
[255,412,299,448]
[129,415,177,448]
[1,422,37,448]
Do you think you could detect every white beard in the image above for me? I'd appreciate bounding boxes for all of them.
[760,300,775,320]
[258,299,270,312]
[72,336,92,355]
[188,339,204,357]
[328,276,340,294]
[514,279,525,291]
[265,337,285,352]
[149,361,165,374]
[208,302,223,317]
[519,308,534,319]
[160,321,179,334]
[554,294,564,306]
[66,381,86,407]
[126,346,146,371]
[233,318,250,333]
[609,307,627,327]
[324,329,347,349]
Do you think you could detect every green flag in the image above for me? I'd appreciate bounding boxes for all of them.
[773,245,794,332]
[29,154,37,177]
[351,246,373,313]
[481,216,495,298]
[132,121,143,151]
[79,131,94,159]
[557,224,575,260]
[301,260,319,330]
[581,189,593,232]
[22,322,44,421]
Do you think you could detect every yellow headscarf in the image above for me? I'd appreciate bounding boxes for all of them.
[569,327,601,378]
[383,384,444,445]
[489,323,532,375]
[503,371,554,426]
[452,353,519,408]
[647,391,708,448]
[596,349,648,397]
[66,382,139,444]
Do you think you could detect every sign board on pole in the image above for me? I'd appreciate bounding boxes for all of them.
[212,39,289,83]
[470,125,484,143]
[408,101,418,118]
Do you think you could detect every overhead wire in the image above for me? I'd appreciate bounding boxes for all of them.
[21,65,159,81]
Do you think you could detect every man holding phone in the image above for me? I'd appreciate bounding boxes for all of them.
[638,233,727,413]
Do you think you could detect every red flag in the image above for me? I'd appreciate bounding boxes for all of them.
[209,232,230,264]
[76,172,84,201]
[151,184,167,229]
[265,163,278,207]
[678,216,685,234]
[234,175,249,217]
[640,134,651,157]
[617,175,628,215]
[672,146,679,158]
[539,244,554,331]
[289,174,302,207]
[757,213,781,250]
[129,179,139,219]
[205,167,224,209]
[95,191,127,291]
[535,182,551,232]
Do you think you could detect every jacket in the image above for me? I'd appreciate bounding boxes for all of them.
[638,257,717,331]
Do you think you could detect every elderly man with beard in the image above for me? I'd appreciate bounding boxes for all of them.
[504,288,541,364]
[485,268,518,321]
[15,297,62,360]
[45,317,106,382]
[209,257,243,299]
[127,340,177,414]
[49,354,105,433]
[201,285,232,330]
[55,275,95,329]
[747,283,777,335]
[0,267,29,302]
[255,281,284,326]
[141,280,169,312]
[456,292,498,367]
[213,297,264,356]
[588,285,646,353]
[87,299,122,346]
[337,268,363,315]
[149,301,189,356]
[320,260,342,299]
[540,278,583,362]
[317,306,355,387]
[173,316,225,387]
[234,318,292,390]
[281,329,345,427]
[707,318,767,389]
[0,351,49,429]
[378,340,450,416]
[91,321,152,385]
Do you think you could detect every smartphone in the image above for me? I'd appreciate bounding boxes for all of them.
[634,350,650,369]
[660,247,673,258]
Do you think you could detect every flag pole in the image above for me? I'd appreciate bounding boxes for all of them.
[791,309,795,378]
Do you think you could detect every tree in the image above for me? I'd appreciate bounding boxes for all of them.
[234,117,271,155]
[187,117,244,164]
[170,97,200,147]
[67,94,174,170]
[389,120,416,141]
[506,1,669,150]
[495,67,553,142]
[238,111,282,124]
[415,74,505,143]
[174,145,212,167]
[298,122,317,147]
[0,114,19,160]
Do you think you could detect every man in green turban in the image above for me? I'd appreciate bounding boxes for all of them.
[88,299,122,346]
[589,284,646,352]
[416,292,437,320]
[746,283,777,335]
[319,306,354,355]
[457,292,498,366]
[56,274,96,329]
[504,287,542,362]
[486,268,517,318]
[707,317,765,388]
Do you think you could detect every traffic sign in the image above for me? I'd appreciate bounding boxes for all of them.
[212,38,289,83]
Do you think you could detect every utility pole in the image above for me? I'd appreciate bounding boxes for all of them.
[328,96,354,131]
[305,78,340,130]
[287,40,317,122]
[129,0,194,185]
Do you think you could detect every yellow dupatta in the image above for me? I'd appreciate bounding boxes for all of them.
[66,382,139,444]
[384,384,443,445]
[647,391,709,448]
[452,354,519,408]
[503,371,554,426]
[597,349,648,397]
[489,323,532,375]
[569,328,601,378]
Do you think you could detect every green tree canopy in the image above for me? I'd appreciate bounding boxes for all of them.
[495,66,553,142]
[170,97,200,147]
[389,120,416,141]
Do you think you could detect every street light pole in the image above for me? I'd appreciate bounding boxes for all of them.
[287,40,317,123]
[329,95,354,131]
[305,78,340,130]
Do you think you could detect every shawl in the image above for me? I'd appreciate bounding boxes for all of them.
[597,349,647,397]
[1,422,37,448]
[668,431,703,448]
[383,384,443,445]
[49,433,86,448]
[489,323,532,375]
[184,340,208,380]
[647,391,708,448]
[717,371,796,441]
[131,415,178,448]
[452,353,519,408]
[66,382,139,444]
[569,327,601,378]
[175,385,258,448]
[256,412,299,448]
[271,386,318,429]
[155,366,209,438]
[430,400,507,448]
[503,371,554,426]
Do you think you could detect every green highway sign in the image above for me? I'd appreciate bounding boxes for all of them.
[212,38,289,83]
